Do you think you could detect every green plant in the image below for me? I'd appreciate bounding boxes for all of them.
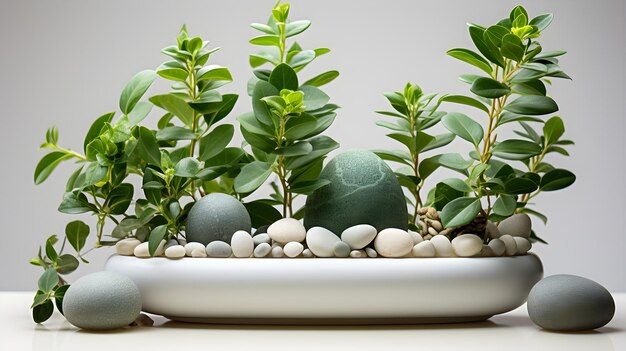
[30,25,245,322]
[430,5,575,241]
[233,1,340,218]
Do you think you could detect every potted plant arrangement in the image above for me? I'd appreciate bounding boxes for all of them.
[30,3,574,326]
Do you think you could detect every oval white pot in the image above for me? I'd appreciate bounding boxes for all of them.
[105,254,543,324]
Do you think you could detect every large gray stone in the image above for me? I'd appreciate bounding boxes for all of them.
[304,150,407,235]
[186,193,251,245]
[527,274,615,331]
[63,272,141,330]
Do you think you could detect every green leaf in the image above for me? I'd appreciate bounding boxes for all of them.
[45,235,58,262]
[501,34,524,61]
[440,178,472,192]
[470,77,511,98]
[54,285,70,315]
[58,192,95,214]
[440,197,482,228]
[447,48,493,75]
[504,177,538,194]
[269,63,298,90]
[204,94,239,125]
[299,85,330,111]
[244,201,282,228]
[275,141,313,156]
[439,95,489,114]
[290,179,331,195]
[174,157,202,178]
[543,116,565,146]
[107,183,134,215]
[119,70,157,114]
[442,112,484,146]
[285,20,311,37]
[83,112,114,152]
[55,254,79,275]
[156,65,188,82]
[199,124,235,161]
[497,112,543,126]
[302,70,339,87]
[251,23,276,35]
[492,139,542,160]
[250,35,280,46]
[34,152,72,185]
[468,25,505,67]
[149,94,194,126]
[197,65,233,82]
[419,153,472,179]
[289,50,316,68]
[540,169,576,191]
[148,225,168,256]
[504,96,558,115]
[126,101,152,126]
[65,220,89,253]
[530,13,553,31]
[38,268,58,292]
[285,136,339,170]
[520,207,548,225]
[234,161,274,194]
[252,81,280,127]
[156,126,196,141]
[421,133,456,152]
[136,127,161,166]
[33,300,54,323]
[31,290,49,308]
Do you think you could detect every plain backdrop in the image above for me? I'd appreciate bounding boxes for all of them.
[0,0,624,292]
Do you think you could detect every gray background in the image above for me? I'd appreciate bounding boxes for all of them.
[1,0,624,291]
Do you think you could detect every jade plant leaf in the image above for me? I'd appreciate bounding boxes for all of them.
[440,196,482,228]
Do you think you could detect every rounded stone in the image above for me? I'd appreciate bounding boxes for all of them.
[306,227,341,257]
[374,228,413,258]
[184,242,205,256]
[499,235,517,256]
[365,247,378,258]
[408,230,423,245]
[115,238,141,256]
[191,248,208,258]
[497,213,532,238]
[164,245,185,259]
[451,234,483,257]
[431,235,454,257]
[63,272,141,330]
[253,243,272,257]
[485,221,501,239]
[488,238,506,256]
[284,242,304,258]
[253,233,271,246]
[350,250,365,258]
[304,150,407,234]
[302,249,314,258]
[186,193,251,245]
[230,231,254,258]
[527,275,615,331]
[267,218,306,244]
[412,241,435,257]
[333,241,351,258]
[271,246,284,258]
[205,241,232,258]
[514,237,531,254]
[340,224,377,249]
[133,241,165,258]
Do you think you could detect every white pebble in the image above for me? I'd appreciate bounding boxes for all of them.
[488,238,506,256]
[231,231,254,258]
[374,228,413,257]
[164,245,185,259]
[302,249,313,258]
[206,241,232,258]
[284,242,304,258]
[133,240,165,258]
[498,214,532,238]
[115,238,141,256]
[365,247,378,258]
[267,218,306,243]
[191,248,207,258]
[479,244,495,257]
[451,234,483,257]
[184,242,205,256]
[271,246,284,257]
[408,230,423,245]
[499,235,518,256]
[431,235,453,257]
[514,237,531,254]
[486,221,501,239]
[428,227,438,236]
[253,233,271,246]
[412,241,435,257]
[306,227,341,257]
[340,224,377,249]
[350,250,366,258]
[253,243,271,257]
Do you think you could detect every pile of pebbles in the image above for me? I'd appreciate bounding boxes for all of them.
[115,212,534,259]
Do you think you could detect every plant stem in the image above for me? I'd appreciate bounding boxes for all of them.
[49,145,86,161]
[278,22,287,63]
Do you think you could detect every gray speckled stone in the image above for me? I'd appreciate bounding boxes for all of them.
[304,150,407,234]
[186,193,251,245]
[527,274,615,331]
[206,241,232,258]
[63,272,141,330]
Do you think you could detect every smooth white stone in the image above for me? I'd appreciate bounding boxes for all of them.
[431,235,453,257]
[514,237,531,254]
[133,240,165,258]
[184,242,205,256]
[488,239,506,256]
[191,248,207,258]
[479,244,495,257]
[499,235,518,256]
[267,218,306,244]
[306,227,341,257]
[230,231,254,258]
[284,242,304,258]
[373,228,413,257]
[302,249,314,258]
[430,220,443,231]
[412,241,436,257]
[340,224,377,249]
[115,238,141,256]
[486,221,501,239]
[253,233,271,246]
[498,214,532,238]
[164,245,185,259]
[333,241,351,258]
[408,230,423,245]
[205,241,232,258]
[271,246,284,258]
[451,234,483,257]
[349,250,366,258]
[365,247,378,258]
[271,241,283,248]
[253,243,271,258]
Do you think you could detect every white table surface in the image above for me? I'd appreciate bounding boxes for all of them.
[1,292,624,351]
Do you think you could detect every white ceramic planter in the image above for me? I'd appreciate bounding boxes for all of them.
[104,254,543,324]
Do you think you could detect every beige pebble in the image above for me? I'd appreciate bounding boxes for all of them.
[488,238,506,256]
[499,235,517,256]
[115,238,141,256]
[164,245,185,259]
[302,249,314,258]
[514,237,531,254]
[271,246,284,258]
[374,229,413,257]
[430,220,443,231]
[428,227,439,236]
[412,241,436,257]
[365,247,378,258]
[431,235,453,257]
[349,250,366,258]
[191,248,207,258]
[184,242,205,256]
[451,234,483,257]
[134,240,165,258]
[408,230,423,245]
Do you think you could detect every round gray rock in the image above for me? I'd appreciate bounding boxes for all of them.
[304,150,407,234]
[527,274,615,331]
[186,193,251,245]
[63,272,141,330]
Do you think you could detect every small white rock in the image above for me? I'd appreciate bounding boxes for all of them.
[479,244,495,257]
[408,230,423,245]
[486,221,501,239]
[412,241,436,257]
[498,214,532,238]
[340,224,377,249]
[185,242,205,256]
[271,246,284,258]
[133,240,165,258]
[514,237,531,254]
[350,250,366,258]
[231,231,254,258]
[115,238,141,256]
[374,228,413,257]
[333,241,351,258]
[430,220,443,231]
[302,249,314,258]
[451,234,483,257]
[253,233,271,246]
[428,227,439,236]
[164,245,185,259]
[306,227,341,257]
[191,248,207,258]
[267,218,306,244]
[499,235,518,256]
[488,238,506,256]
[253,243,271,257]
[365,247,378,258]
[284,242,304,258]
[206,241,232,258]
[431,235,453,257]
[271,241,283,248]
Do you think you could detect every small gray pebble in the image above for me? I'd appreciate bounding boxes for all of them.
[271,246,284,257]
[253,233,271,246]
[253,243,271,257]
[333,241,351,258]
[205,241,232,258]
